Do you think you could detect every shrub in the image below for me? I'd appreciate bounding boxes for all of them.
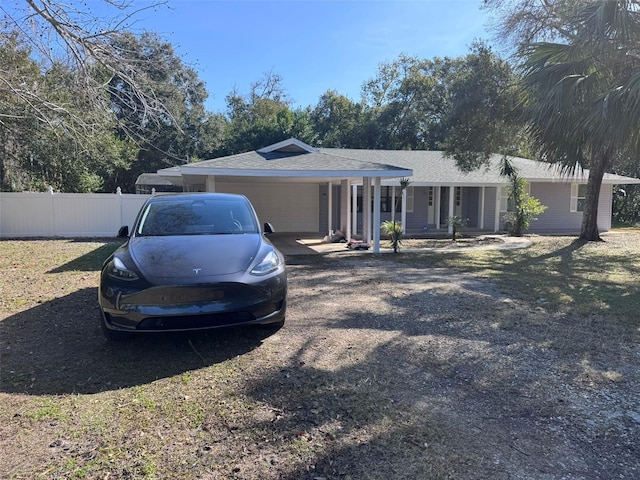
[380,220,403,253]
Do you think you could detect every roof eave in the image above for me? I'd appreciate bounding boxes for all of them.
[163,167,413,178]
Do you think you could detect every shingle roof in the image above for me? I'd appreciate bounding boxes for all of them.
[135,173,176,186]
[156,138,640,185]
[173,150,412,178]
[321,149,640,185]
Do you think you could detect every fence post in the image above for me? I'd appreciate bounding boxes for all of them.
[48,186,55,237]
[117,187,123,232]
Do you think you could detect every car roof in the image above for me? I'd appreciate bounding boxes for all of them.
[146,193,249,203]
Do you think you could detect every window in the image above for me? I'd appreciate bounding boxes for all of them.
[571,184,587,212]
[356,186,414,213]
[427,187,434,207]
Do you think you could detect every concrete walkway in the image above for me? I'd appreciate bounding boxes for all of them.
[268,233,532,255]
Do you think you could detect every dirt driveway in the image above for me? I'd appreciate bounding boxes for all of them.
[0,238,639,479]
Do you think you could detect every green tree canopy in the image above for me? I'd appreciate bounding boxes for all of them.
[222,73,315,154]
[518,0,640,240]
[0,32,134,192]
[310,90,364,148]
[358,46,527,164]
[107,32,215,191]
[438,42,528,171]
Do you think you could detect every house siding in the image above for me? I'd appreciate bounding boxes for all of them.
[218,181,319,232]
[319,185,341,234]
[461,187,480,227]
[527,182,612,233]
[406,186,430,232]
[598,184,613,231]
[483,187,498,231]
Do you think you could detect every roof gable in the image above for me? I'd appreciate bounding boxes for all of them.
[257,138,318,154]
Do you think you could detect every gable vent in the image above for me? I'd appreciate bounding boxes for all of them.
[257,138,318,154]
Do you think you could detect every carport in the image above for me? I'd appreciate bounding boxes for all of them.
[157,139,412,253]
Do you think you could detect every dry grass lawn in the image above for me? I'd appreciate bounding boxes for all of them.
[1,232,639,479]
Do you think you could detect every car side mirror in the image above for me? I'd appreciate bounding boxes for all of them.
[117,225,129,238]
[263,222,275,234]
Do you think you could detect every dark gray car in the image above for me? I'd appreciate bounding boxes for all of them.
[98,193,287,339]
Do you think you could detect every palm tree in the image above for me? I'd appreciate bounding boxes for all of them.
[519,0,640,241]
[499,157,547,236]
[380,178,410,253]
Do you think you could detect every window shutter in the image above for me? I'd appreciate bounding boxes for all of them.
[406,186,414,213]
[499,186,508,213]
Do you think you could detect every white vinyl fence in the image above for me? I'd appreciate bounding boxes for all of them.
[0,190,151,238]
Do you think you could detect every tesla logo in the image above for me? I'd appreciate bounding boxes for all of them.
[193,268,202,274]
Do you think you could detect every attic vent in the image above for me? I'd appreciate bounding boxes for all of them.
[274,144,308,153]
[258,138,318,154]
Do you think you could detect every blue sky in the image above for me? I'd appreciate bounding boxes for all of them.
[122,0,493,113]
[3,0,490,113]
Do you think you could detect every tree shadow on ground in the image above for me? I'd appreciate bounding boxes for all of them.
[240,321,637,480]
[178,252,639,480]
[0,288,277,395]
[47,241,122,273]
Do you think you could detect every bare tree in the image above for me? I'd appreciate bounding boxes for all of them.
[0,0,174,141]
[482,0,583,53]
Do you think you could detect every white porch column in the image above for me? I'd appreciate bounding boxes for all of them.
[391,186,396,223]
[448,186,455,235]
[341,179,352,240]
[351,183,358,236]
[363,177,371,243]
[373,177,382,253]
[494,187,501,233]
[479,187,485,230]
[327,182,333,235]
[401,188,407,231]
[435,186,441,230]
[206,176,216,192]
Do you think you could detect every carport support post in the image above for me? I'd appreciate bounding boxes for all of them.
[448,186,455,235]
[391,186,396,223]
[479,187,485,229]
[327,182,333,235]
[494,187,502,232]
[401,187,407,230]
[341,179,351,240]
[435,186,441,230]
[373,177,381,253]
[363,177,371,243]
[351,183,358,236]
[206,176,216,192]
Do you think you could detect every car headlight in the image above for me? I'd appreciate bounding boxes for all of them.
[107,256,139,281]
[250,250,281,276]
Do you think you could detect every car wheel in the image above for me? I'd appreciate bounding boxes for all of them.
[100,311,131,340]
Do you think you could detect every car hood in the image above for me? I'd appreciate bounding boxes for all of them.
[128,234,263,282]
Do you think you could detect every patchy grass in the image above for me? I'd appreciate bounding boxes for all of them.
[391,233,640,321]
[1,234,639,479]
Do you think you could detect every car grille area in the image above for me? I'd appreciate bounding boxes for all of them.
[138,311,254,330]
[136,300,283,330]
[124,284,258,306]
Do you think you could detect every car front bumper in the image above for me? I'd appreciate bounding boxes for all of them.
[99,275,287,333]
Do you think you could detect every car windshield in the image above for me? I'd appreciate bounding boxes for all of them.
[136,198,259,236]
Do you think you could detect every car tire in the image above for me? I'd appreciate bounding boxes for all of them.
[100,312,131,341]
